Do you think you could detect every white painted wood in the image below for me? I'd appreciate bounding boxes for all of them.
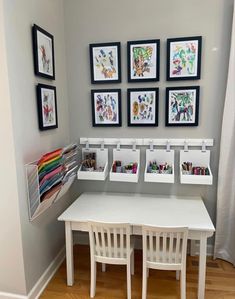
[88,221,134,299]
[58,192,215,299]
[65,222,74,286]
[180,150,213,185]
[77,148,108,181]
[198,232,208,299]
[80,137,214,147]
[110,149,140,183]
[141,226,188,299]
[144,149,175,183]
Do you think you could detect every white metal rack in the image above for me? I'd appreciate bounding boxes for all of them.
[25,145,78,221]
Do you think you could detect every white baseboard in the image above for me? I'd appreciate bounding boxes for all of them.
[0,246,65,299]
[0,293,27,299]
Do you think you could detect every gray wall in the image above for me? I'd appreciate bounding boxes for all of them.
[64,0,233,233]
[3,0,72,294]
[0,0,26,294]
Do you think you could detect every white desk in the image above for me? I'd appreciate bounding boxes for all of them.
[58,192,215,299]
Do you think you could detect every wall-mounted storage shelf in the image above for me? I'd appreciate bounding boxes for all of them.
[26,144,78,221]
[77,147,108,181]
[144,149,175,183]
[180,150,213,185]
[79,137,214,186]
[110,148,140,183]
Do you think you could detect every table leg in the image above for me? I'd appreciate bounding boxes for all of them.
[65,221,74,286]
[198,233,207,299]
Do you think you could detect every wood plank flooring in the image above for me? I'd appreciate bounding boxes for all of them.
[40,245,235,299]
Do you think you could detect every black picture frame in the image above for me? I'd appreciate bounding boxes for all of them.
[166,36,202,81]
[127,88,159,127]
[32,24,55,80]
[91,89,122,127]
[165,86,200,127]
[127,39,160,82]
[36,84,58,131]
[89,42,121,84]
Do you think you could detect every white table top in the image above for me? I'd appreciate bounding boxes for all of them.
[58,192,215,232]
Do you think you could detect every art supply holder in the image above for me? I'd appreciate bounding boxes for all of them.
[110,146,140,183]
[180,148,213,185]
[144,147,175,183]
[25,144,78,221]
[77,147,108,181]
[79,138,214,185]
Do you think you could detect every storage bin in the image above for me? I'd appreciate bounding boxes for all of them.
[77,148,108,181]
[144,149,174,183]
[180,150,213,185]
[110,148,140,183]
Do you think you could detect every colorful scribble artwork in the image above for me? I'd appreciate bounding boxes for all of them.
[128,40,160,82]
[167,37,202,80]
[166,87,200,126]
[91,90,121,126]
[90,43,121,83]
[128,89,158,126]
[37,84,58,131]
[33,25,55,79]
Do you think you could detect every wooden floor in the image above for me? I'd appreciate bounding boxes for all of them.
[40,245,235,299]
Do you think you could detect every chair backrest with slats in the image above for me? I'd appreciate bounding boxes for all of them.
[142,226,188,266]
[88,221,131,260]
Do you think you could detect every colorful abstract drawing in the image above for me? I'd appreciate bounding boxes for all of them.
[90,43,121,83]
[128,88,158,126]
[167,37,202,80]
[91,89,121,126]
[37,84,58,131]
[32,25,55,79]
[128,40,160,82]
[166,86,200,126]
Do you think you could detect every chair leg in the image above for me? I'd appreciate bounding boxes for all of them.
[147,267,149,278]
[176,270,180,280]
[180,266,186,299]
[131,251,134,275]
[127,260,131,299]
[90,261,96,298]
[142,263,147,299]
[102,263,106,272]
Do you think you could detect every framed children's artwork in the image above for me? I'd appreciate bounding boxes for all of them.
[91,89,122,127]
[166,36,202,81]
[127,88,159,126]
[89,42,121,84]
[165,86,200,126]
[36,84,58,130]
[127,39,160,82]
[32,24,55,79]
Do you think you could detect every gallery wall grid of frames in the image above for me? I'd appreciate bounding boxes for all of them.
[91,86,200,127]
[77,138,213,185]
[89,36,202,84]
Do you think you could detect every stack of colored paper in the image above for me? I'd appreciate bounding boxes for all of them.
[38,148,64,202]
[37,144,78,202]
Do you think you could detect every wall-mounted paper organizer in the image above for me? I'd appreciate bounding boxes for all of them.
[180,150,213,185]
[25,144,78,221]
[110,148,140,183]
[144,149,175,183]
[77,147,108,181]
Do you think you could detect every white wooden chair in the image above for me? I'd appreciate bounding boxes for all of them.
[142,226,188,299]
[88,221,134,299]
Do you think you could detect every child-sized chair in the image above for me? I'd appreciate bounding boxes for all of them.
[142,225,188,299]
[88,221,134,299]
